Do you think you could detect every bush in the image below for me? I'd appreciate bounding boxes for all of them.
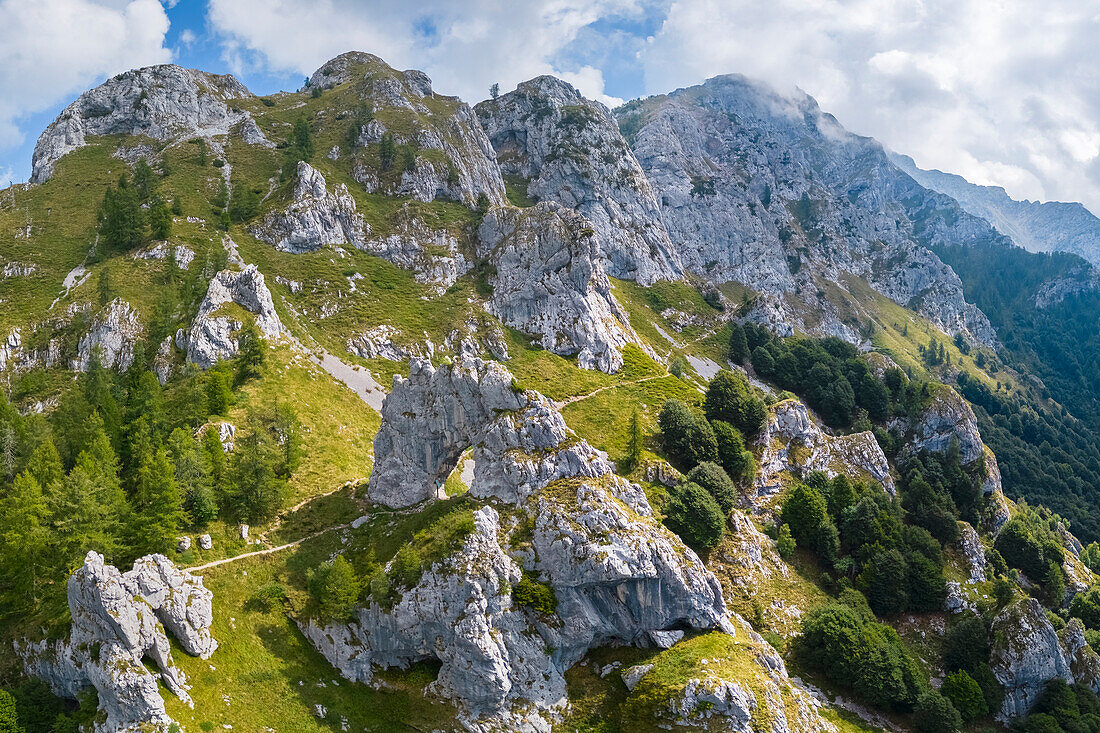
[941,670,987,722]
[0,689,18,733]
[712,420,755,483]
[781,482,839,564]
[309,555,360,621]
[942,613,990,673]
[252,582,288,612]
[513,573,557,614]
[777,523,796,559]
[658,400,717,470]
[913,690,962,733]
[1070,585,1100,630]
[686,462,736,515]
[703,370,767,436]
[664,481,726,552]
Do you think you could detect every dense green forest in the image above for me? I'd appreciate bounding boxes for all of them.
[934,242,1100,543]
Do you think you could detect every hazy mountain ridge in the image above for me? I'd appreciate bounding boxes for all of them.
[891,152,1100,266]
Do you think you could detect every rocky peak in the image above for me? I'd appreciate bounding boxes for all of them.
[476,76,682,285]
[32,64,256,182]
[477,202,643,372]
[619,75,996,346]
[18,551,216,733]
[305,51,432,98]
[183,263,283,368]
[252,161,366,252]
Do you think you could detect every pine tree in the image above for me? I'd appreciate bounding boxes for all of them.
[99,182,145,252]
[0,687,19,733]
[25,440,63,491]
[379,133,396,171]
[132,160,155,202]
[148,196,172,239]
[0,472,51,612]
[50,464,122,570]
[169,428,216,527]
[402,145,417,172]
[171,196,182,216]
[229,426,284,524]
[234,321,266,386]
[729,324,749,364]
[206,370,232,415]
[290,116,314,162]
[203,427,229,503]
[489,82,500,99]
[0,421,14,483]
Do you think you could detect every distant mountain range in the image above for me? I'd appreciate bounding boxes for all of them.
[891,152,1100,266]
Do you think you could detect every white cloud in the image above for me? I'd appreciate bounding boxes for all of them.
[205,0,635,106]
[0,0,172,149]
[179,28,196,47]
[639,0,1100,211]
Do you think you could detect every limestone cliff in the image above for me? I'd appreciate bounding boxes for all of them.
[476,76,682,285]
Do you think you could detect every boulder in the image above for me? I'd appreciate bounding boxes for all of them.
[18,552,216,733]
[198,534,212,550]
[252,162,366,252]
[32,64,258,182]
[955,522,987,583]
[478,202,642,372]
[476,75,682,285]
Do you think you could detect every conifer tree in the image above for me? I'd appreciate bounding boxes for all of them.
[0,472,50,612]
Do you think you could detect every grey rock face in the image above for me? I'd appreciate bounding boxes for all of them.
[32,64,256,182]
[476,76,682,285]
[185,265,282,368]
[72,299,143,372]
[621,74,995,346]
[315,356,736,730]
[368,357,612,507]
[252,162,366,252]
[990,598,1100,720]
[18,552,216,733]
[899,385,985,464]
[309,52,506,209]
[478,202,641,372]
[752,398,894,509]
[955,523,987,582]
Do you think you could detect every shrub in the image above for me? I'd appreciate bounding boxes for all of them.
[513,573,557,614]
[658,400,717,470]
[252,582,288,612]
[712,420,755,483]
[942,613,990,673]
[941,670,987,722]
[309,555,360,621]
[663,482,725,552]
[686,462,736,515]
[1070,585,1100,630]
[703,370,767,436]
[781,482,839,564]
[913,690,962,733]
[777,523,796,559]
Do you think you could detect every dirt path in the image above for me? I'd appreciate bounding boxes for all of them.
[184,522,349,573]
[552,372,670,408]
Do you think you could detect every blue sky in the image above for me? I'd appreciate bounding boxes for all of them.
[1,0,1098,214]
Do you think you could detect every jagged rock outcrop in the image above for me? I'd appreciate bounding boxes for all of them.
[308,52,506,208]
[477,202,641,372]
[476,76,682,285]
[183,265,282,368]
[899,385,985,464]
[955,522,987,582]
[32,65,258,182]
[309,357,743,731]
[252,162,366,252]
[71,299,142,372]
[619,75,995,346]
[18,552,216,733]
[368,357,613,507]
[991,598,1100,720]
[752,398,894,510]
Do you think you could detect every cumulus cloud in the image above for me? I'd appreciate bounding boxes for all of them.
[639,0,1100,212]
[206,0,635,107]
[0,0,172,150]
